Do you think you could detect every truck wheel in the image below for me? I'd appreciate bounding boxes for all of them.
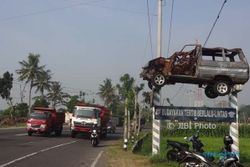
[71,131,76,138]
[28,131,32,136]
[152,72,165,88]
[213,81,230,96]
[205,85,218,99]
[45,129,51,137]
[55,130,62,136]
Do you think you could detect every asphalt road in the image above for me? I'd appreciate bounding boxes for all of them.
[0,126,122,167]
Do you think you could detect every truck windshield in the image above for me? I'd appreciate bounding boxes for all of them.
[75,109,99,118]
[30,112,47,120]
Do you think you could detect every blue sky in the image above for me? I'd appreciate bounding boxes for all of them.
[0,0,250,108]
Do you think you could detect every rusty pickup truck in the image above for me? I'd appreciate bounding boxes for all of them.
[140,44,249,98]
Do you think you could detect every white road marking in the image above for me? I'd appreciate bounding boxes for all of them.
[0,141,77,167]
[15,133,27,136]
[90,151,104,167]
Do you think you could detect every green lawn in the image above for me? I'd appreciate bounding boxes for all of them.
[135,134,250,166]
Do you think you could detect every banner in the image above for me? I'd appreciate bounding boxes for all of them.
[155,106,236,122]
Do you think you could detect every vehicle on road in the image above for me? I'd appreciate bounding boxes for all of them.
[70,103,111,138]
[90,124,99,147]
[140,44,249,98]
[26,107,65,136]
[107,121,116,133]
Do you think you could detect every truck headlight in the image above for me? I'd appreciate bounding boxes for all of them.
[40,124,46,129]
[27,123,31,128]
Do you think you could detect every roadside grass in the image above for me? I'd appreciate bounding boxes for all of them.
[0,122,26,128]
[106,134,250,167]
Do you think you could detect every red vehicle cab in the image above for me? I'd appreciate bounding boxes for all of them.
[27,107,65,136]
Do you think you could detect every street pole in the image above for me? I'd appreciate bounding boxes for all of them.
[152,0,163,155]
[229,85,242,159]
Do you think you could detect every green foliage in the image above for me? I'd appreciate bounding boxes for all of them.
[161,123,250,138]
[66,95,79,113]
[98,78,116,108]
[0,71,13,100]
[46,81,69,107]
[32,97,50,108]
[16,53,46,110]
[239,105,250,123]
[33,69,52,96]
[15,103,29,117]
[134,132,250,166]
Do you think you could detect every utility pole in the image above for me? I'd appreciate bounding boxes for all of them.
[152,0,163,155]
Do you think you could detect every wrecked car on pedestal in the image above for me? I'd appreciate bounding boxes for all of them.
[140,44,249,98]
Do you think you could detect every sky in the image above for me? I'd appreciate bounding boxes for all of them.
[0,0,250,109]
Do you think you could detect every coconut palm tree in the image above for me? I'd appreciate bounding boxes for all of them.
[117,74,135,140]
[133,83,144,136]
[98,78,116,108]
[33,69,52,97]
[16,53,45,112]
[46,81,69,108]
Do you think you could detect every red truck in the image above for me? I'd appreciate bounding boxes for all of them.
[26,107,65,136]
[70,103,111,138]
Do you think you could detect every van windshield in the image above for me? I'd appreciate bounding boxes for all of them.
[75,108,99,118]
[30,112,48,120]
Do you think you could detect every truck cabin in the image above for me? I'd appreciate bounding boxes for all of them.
[29,112,50,120]
[74,108,100,119]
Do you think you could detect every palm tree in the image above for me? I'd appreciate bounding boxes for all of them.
[117,74,135,140]
[46,81,69,108]
[133,83,144,136]
[16,53,45,112]
[142,91,151,106]
[33,69,52,97]
[98,78,116,108]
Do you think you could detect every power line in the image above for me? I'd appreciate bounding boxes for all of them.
[146,0,154,58]
[0,0,156,23]
[203,0,228,47]
[167,0,175,56]
[0,0,105,22]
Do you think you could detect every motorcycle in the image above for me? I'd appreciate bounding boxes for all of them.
[166,131,203,161]
[178,134,243,167]
[90,124,99,147]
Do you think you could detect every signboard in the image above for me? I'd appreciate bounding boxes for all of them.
[155,106,236,122]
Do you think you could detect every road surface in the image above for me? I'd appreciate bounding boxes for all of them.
[0,126,122,167]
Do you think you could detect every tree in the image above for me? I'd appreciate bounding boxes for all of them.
[142,91,151,106]
[66,95,79,113]
[0,71,14,118]
[117,74,135,140]
[46,81,69,108]
[133,83,144,136]
[16,53,45,112]
[32,97,50,108]
[15,103,29,117]
[33,69,52,97]
[98,78,116,108]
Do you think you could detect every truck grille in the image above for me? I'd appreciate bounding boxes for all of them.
[74,121,93,128]
[31,125,40,128]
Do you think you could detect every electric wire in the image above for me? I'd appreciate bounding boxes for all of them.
[203,0,228,47]
[146,0,154,58]
[166,0,174,57]
[0,0,105,22]
[0,0,156,23]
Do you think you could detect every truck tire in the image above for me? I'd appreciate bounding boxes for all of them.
[44,129,51,137]
[213,81,230,96]
[55,130,62,136]
[71,131,76,138]
[28,131,32,136]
